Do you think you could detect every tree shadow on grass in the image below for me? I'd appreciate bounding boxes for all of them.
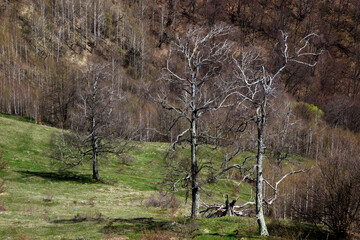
[17,170,102,184]
[51,216,108,224]
[103,217,170,233]
[51,217,171,234]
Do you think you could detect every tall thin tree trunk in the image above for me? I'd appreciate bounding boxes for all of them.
[256,104,269,236]
[72,0,75,42]
[191,82,200,218]
[94,2,96,44]
[191,116,200,218]
[85,2,87,47]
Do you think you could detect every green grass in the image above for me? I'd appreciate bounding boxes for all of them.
[0,116,172,239]
[0,115,325,239]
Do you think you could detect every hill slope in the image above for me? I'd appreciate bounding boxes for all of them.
[0,115,259,239]
[0,115,333,239]
[0,114,168,239]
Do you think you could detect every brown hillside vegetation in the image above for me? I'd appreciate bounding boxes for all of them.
[0,0,360,238]
[0,0,359,132]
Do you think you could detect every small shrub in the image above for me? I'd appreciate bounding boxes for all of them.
[118,154,135,165]
[145,193,180,211]
[145,194,167,208]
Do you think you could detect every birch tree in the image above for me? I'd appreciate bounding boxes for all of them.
[233,31,322,236]
[154,24,236,218]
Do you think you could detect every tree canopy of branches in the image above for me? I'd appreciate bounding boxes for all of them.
[232,31,322,236]
[154,24,237,218]
[51,64,134,180]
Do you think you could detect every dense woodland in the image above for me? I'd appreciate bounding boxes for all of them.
[0,0,360,238]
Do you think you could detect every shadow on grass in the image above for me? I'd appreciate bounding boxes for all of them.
[51,217,160,224]
[102,217,171,235]
[17,170,101,184]
[51,217,170,234]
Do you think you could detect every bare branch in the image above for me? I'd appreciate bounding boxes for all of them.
[264,168,310,205]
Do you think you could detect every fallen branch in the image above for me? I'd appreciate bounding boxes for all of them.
[201,195,255,218]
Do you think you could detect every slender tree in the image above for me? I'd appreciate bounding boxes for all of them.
[153,24,236,217]
[52,64,133,180]
[233,31,322,236]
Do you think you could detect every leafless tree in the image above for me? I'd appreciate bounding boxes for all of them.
[292,133,360,238]
[51,64,135,180]
[233,31,322,236]
[153,24,237,218]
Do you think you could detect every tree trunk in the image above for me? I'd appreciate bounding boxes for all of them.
[190,80,200,218]
[92,151,99,180]
[91,110,100,180]
[190,114,200,218]
[256,105,269,236]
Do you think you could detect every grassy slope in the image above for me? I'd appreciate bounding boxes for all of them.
[0,115,325,240]
[0,115,257,239]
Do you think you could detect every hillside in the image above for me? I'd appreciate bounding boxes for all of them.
[1,0,360,238]
[0,114,246,239]
[0,115,333,239]
[0,0,360,132]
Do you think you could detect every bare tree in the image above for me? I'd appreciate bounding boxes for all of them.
[233,31,322,236]
[153,24,236,218]
[292,135,360,238]
[51,64,134,180]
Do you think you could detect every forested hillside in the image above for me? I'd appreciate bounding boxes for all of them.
[0,0,360,238]
[0,0,360,132]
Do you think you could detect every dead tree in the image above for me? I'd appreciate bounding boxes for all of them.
[153,24,236,218]
[233,31,322,236]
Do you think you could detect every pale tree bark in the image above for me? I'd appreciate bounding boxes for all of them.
[233,31,322,236]
[153,24,235,218]
[85,0,88,49]
[93,2,96,44]
[57,26,62,62]
[41,0,46,49]
[256,103,268,235]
